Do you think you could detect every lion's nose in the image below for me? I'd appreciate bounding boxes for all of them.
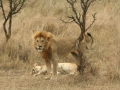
[38,46,42,48]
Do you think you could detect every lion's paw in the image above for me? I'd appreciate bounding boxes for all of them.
[50,76,57,80]
[44,77,51,80]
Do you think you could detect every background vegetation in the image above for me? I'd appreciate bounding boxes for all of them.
[0,0,120,90]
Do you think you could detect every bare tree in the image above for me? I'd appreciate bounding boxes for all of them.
[61,0,96,75]
[0,0,26,42]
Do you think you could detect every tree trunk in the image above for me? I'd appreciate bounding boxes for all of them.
[77,31,86,75]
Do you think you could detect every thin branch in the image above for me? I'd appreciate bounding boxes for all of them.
[67,0,76,5]
[67,0,81,26]
[60,17,74,23]
[80,0,85,10]
[12,1,20,11]
[0,0,6,20]
[67,16,79,25]
[86,13,97,31]
[8,0,12,37]
[87,0,95,8]
[0,0,1,7]
[85,0,89,4]
[12,0,26,14]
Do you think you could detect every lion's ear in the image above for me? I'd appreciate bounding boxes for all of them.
[34,63,38,67]
[47,36,50,41]
[47,32,53,41]
[40,66,42,70]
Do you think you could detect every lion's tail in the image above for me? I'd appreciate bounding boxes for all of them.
[87,33,93,49]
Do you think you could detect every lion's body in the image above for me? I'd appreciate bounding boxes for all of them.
[58,63,78,75]
[55,38,78,58]
[33,31,93,80]
[30,63,77,76]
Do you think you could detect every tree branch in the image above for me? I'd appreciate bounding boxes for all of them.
[0,0,1,7]
[60,16,74,23]
[80,0,85,10]
[87,0,95,8]
[12,0,26,14]
[86,13,96,31]
[0,0,26,42]
[67,0,82,27]
[0,0,6,20]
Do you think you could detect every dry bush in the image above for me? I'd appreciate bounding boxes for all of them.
[43,22,57,34]
[43,22,68,36]
[4,40,30,62]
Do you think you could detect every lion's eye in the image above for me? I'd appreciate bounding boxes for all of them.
[42,40,44,42]
[36,40,39,42]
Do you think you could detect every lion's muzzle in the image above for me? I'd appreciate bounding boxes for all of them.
[36,46,43,52]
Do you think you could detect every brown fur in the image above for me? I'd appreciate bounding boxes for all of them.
[33,31,93,80]
[40,46,52,60]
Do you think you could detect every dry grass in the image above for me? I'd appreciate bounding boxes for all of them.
[0,70,120,90]
[0,0,120,90]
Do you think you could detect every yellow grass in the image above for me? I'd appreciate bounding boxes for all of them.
[0,0,120,90]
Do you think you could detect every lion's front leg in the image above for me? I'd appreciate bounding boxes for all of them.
[51,56,58,80]
[45,60,51,80]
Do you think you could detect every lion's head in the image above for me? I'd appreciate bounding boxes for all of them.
[30,63,42,75]
[33,31,53,52]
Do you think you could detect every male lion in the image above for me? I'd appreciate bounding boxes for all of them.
[33,31,93,80]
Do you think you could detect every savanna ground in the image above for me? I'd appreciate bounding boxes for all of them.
[0,0,120,90]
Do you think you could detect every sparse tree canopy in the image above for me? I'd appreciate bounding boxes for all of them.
[61,0,96,75]
[0,0,26,42]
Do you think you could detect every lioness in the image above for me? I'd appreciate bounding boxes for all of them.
[30,63,77,76]
[30,63,47,76]
[33,31,93,80]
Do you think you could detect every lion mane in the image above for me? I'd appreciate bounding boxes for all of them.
[33,31,54,60]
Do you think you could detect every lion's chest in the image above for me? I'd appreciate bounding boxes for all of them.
[40,47,52,60]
